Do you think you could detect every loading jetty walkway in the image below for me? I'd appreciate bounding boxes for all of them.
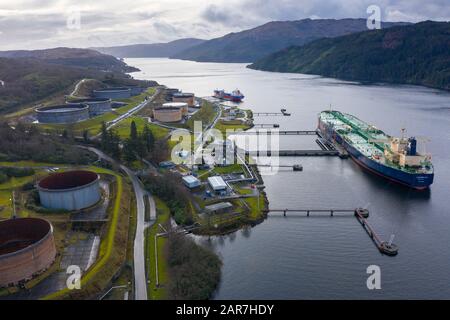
[237,130,318,135]
[246,150,340,157]
[265,208,398,256]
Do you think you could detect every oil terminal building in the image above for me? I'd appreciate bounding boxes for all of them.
[0,218,57,287]
[37,170,101,211]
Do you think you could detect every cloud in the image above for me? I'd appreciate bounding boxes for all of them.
[0,0,448,50]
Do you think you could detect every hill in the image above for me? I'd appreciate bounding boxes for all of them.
[92,38,206,58]
[172,18,408,63]
[249,21,450,91]
[0,47,138,73]
[0,58,110,113]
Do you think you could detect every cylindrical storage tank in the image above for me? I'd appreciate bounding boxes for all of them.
[163,102,188,116]
[68,98,112,116]
[0,218,56,287]
[93,87,131,99]
[35,104,90,124]
[37,170,101,211]
[153,107,182,123]
[172,93,195,107]
[128,86,146,96]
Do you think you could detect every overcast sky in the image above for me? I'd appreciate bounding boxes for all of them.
[0,0,449,50]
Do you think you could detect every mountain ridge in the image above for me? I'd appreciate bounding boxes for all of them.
[0,47,137,73]
[248,21,450,91]
[92,38,206,58]
[172,18,410,63]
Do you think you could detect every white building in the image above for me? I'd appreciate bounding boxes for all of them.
[207,176,227,192]
[182,175,201,189]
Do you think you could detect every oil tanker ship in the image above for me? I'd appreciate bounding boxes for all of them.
[318,110,434,189]
[213,89,244,102]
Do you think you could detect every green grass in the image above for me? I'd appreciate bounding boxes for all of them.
[243,194,266,219]
[212,163,245,175]
[0,190,13,219]
[145,197,170,300]
[186,100,218,131]
[0,175,36,190]
[0,161,60,168]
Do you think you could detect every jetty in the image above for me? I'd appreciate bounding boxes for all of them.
[246,150,340,157]
[266,208,398,256]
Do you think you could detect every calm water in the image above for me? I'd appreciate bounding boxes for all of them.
[129,58,450,299]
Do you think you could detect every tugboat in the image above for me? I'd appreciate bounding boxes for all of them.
[213,89,245,102]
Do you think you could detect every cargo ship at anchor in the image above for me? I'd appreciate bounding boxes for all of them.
[213,89,244,102]
[318,110,434,190]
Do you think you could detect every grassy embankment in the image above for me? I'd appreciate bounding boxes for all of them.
[112,116,169,140]
[43,166,133,300]
[145,197,170,300]
[37,87,156,137]
[0,163,132,299]
[185,100,218,131]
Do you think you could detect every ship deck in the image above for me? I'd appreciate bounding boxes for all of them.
[319,111,432,175]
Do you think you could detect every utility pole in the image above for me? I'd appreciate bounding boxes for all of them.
[11,190,16,219]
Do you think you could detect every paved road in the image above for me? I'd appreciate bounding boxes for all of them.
[70,78,87,97]
[86,147,152,300]
[122,165,150,300]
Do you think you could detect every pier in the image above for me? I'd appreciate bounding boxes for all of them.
[236,130,318,135]
[354,209,399,256]
[253,123,280,128]
[257,164,303,171]
[246,150,340,157]
[253,108,291,116]
[266,208,398,256]
[267,208,364,217]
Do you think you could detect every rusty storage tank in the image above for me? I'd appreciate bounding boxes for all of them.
[163,102,188,116]
[93,87,131,99]
[172,92,195,107]
[35,104,90,124]
[153,107,182,123]
[0,218,57,287]
[68,97,112,116]
[37,170,101,211]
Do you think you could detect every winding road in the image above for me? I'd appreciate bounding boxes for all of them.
[86,147,153,300]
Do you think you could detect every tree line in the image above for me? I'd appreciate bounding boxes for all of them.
[100,120,155,162]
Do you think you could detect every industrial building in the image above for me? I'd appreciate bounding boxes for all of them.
[172,92,195,107]
[182,175,201,189]
[205,202,233,214]
[153,106,182,123]
[0,218,56,287]
[38,170,101,211]
[69,97,112,116]
[35,104,90,124]
[208,176,228,192]
[163,102,189,116]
